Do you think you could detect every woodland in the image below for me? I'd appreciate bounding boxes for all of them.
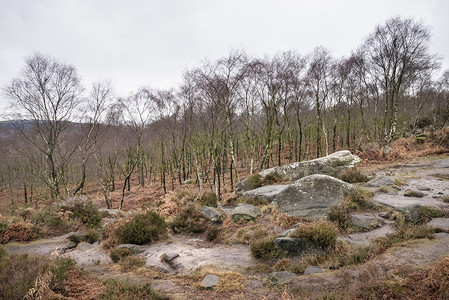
[0,16,448,209]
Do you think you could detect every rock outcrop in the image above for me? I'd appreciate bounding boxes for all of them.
[274,174,356,219]
[232,203,262,221]
[241,185,288,204]
[200,206,223,223]
[236,150,360,193]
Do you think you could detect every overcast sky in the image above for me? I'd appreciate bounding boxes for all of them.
[1,0,448,112]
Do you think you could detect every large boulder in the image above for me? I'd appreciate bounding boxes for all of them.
[241,185,288,204]
[261,150,360,181]
[232,203,262,221]
[274,174,356,219]
[236,150,360,193]
[200,206,223,223]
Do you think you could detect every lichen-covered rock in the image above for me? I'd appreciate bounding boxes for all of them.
[236,150,360,193]
[366,176,396,187]
[201,275,220,289]
[304,266,325,274]
[260,150,360,182]
[274,174,356,219]
[200,206,223,223]
[350,214,384,230]
[404,189,425,198]
[116,244,147,254]
[232,203,262,221]
[241,185,288,204]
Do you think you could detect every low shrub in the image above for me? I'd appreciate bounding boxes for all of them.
[0,246,7,259]
[250,234,283,260]
[206,227,220,241]
[199,191,218,207]
[417,206,448,224]
[99,279,169,300]
[65,201,102,228]
[0,253,50,299]
[118,256,146,271]
[289,221,338,250]
[170,205,208,234]
[273,258,306,274]
[338,168,368,183]
[68,233,85,245]
[110,248,132,263]
[245,174,263,191]
[117,211,167,245]
[49,257,77,292]
[0,222,39,244]
[263,172,283,185]
[85,229,100,244]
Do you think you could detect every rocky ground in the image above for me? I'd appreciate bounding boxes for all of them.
[3,154,449,299]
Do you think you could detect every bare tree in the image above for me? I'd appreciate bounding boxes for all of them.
[362,17,439,142]
[4,53,83,199]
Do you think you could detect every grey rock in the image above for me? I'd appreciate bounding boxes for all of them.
[343,225,397,247]
[200,206,223,223]
[98,208,124,217]
[274,174,356,219]
[202,275,220,289]
[417,186,431,191]
[182,179,195,185]
[404,189,425,198]
[260,150,360,182]
[232,203,261,221]
[383,146,393,155]
[77,242,94,251]
[274,237,325,256]
[304,266,325,274]
[427,218,449,230]
[162,252,179,262]
[268,271,296,285]
[66,241,78,249]
[277,223,302,238]
[351,214,384,230]
[241,185,288,203]
[117,244,147,254]
[236,150,360,193]
[366,176,396,187]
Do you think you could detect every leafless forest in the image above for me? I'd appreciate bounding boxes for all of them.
[1,17,448,208]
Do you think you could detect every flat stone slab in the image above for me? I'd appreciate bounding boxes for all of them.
[366,176,396,187]
[427,218,449,230]
[351,214,384,230]
[304,266,325,274]
[202,275,220,289]
[232,203,262,221]
[342,225,397,247]
[241,185,288,203]
[117,244,147,254]
[268,271,296,285]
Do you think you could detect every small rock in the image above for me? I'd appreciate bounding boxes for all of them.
[77,242,94,251]
[383,146,393,155]
[183,179,195,185]
[161,252,179,262]
[117,244,147,254]
[427,218,449,230]
[404,189,425,198]
[200,206,223,223]
[351,214,383,230]
[378,213,389,219]
[277,223,302,238]
[417,186,431,191]
[202,275,220,289]
[268,271,296,285]
[366,176,396,187]
[232,203,261,221]
[98,208,124,217]
[304,266,325,274]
